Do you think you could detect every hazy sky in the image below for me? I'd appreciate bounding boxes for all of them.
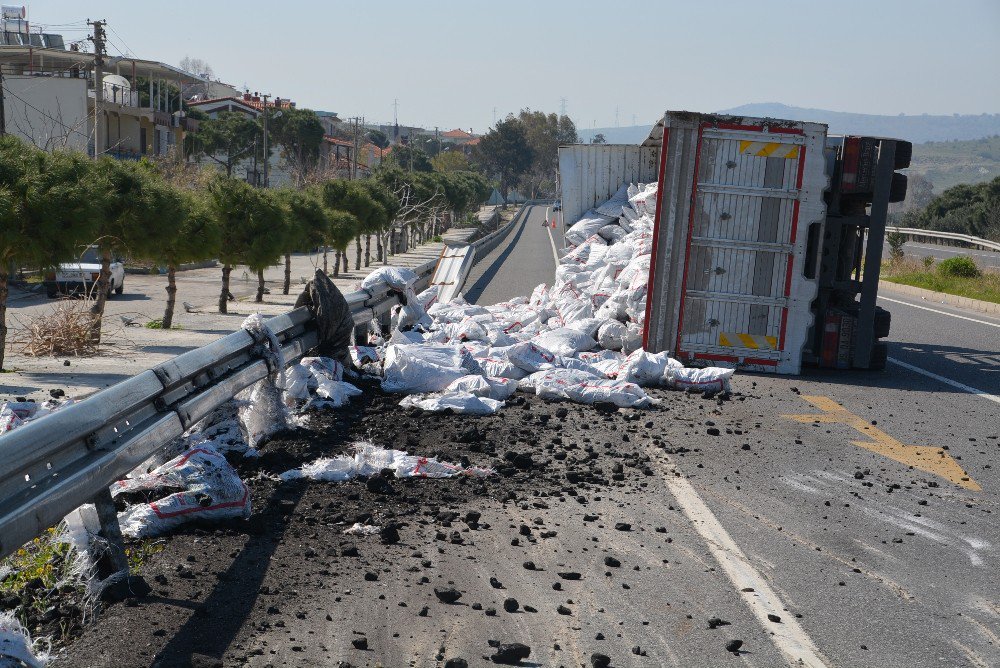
[27,0,1000,132]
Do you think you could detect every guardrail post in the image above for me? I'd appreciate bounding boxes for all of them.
[92,489,128,574]
[91,488,148,602]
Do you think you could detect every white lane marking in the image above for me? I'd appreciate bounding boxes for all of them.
[651,448,829,667]
[878,296,1000,328]
[888,357,1000,405]
[545,223,560,267]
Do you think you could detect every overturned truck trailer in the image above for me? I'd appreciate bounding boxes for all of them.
[558,110,911,374]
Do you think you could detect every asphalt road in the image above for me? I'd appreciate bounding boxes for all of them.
[878,285,1000,395]
[457,214,1000,665]
[50,209,999,667]
[464,206,557,306]
[884,240,1000,271]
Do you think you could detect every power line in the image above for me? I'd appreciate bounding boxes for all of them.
[107,25,135,58]
[0,84,91,139]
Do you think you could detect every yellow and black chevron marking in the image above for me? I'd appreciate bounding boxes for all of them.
[738,140,799,159]
[718,332,778,350]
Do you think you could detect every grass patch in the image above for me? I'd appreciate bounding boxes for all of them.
[144,319,183,330]
[126,539,166,572]
[0,528,73,597]
[882,258,1000,304]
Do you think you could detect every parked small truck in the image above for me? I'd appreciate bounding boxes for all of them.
[44,245,125,299]
[558,111,910,373]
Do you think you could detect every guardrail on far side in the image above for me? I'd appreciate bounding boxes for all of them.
[886,227,1000,253]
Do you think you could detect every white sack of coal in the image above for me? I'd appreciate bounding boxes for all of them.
[565,211,614,246]
[280,442,495,482]
[399,391,503,415]
[0,612,50,667]
[381,344,473,393]
[114,445,250,539]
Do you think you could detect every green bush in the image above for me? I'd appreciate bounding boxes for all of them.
[937,256,981,278]
[886,232,906,263]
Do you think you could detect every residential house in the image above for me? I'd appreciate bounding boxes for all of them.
[439,128,475,145]
[186,93,297,186]
[0,37,214,159]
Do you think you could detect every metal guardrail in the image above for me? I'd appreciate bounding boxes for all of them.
[886,227,1000,253]
[0,202,533,565]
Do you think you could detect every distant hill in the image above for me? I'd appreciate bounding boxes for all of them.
[576,104,1000,146]
[908,135,1000,192]
[717,103,1000,143]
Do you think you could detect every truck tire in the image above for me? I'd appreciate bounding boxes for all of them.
[867,342,888,370]
[889,173,907,203]
[115,280,124,295]
[892,140,912,170]
[873,306,891,339]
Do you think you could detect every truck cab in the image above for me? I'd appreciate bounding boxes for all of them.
[806,135,912,369]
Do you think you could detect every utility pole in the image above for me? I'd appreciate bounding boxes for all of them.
[261,93,270,187]
[351,116,360,181]
[88,19,107,159]
[0,62,6,136]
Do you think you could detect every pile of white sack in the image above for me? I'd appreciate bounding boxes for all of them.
[0,399,74,434]
[357,182,735,414]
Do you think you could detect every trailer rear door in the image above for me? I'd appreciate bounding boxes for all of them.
[643,113,827,374]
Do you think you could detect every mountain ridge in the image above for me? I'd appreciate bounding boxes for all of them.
[576,103,1000,145]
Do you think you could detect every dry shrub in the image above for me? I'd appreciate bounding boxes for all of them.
[14,299,114,357]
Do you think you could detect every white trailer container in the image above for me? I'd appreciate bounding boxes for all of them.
[642,112,829,374]
[558,111,909,374]
[557,144,659,238]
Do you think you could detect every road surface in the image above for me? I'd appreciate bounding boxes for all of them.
[883,239,1000,271]
[464,205,558,305]
[52,206,999,667]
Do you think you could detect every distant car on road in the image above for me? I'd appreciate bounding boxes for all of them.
[553,200,561,211]
[45,246,125,299]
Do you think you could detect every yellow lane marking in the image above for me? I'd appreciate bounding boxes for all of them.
[782,395,981,491]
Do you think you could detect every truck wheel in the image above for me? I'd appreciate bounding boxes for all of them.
[892,140,912,170]
[873,306,891,339]
[867,342,888,370]
[46,288,57,299]
[115,281,124,295]
[889,173,907,203]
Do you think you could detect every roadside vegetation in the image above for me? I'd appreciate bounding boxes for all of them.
[0,131,490,370]
[891,175,1000,241]
[882,254,1000,304]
